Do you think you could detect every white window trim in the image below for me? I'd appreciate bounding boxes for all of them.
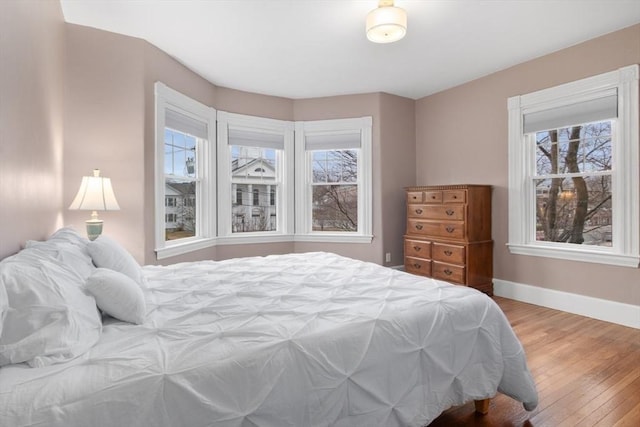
[294,117,373,243]
[216,111,295,245]
[507,65,639,268]
[154,82,217,259]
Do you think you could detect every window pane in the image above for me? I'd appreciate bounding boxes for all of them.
[231,146,276,181]
[536,122,612,176]
[535,175,612,246]
[312,184,357,232]
[164,180,196,241]
[165,129,197,178]
[536,131,556,176]
[231,145,278,233]
[312,150,358,183]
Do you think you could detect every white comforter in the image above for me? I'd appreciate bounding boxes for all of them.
[0,252,537,427]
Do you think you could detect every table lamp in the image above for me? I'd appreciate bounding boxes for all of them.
[69,169,120,240]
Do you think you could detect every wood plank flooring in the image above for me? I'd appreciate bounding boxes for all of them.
[428,297,640,426]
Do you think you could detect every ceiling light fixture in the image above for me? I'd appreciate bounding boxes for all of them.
[366,0,407,44]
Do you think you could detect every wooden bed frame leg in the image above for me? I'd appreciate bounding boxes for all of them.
[474,398,490,415]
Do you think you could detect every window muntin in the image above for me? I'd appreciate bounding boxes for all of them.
[507,65,639,267]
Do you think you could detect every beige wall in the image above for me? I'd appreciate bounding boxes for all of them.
[64,25,146,262]
[379,93,416,266]
[64,24,408,266]
[0,0,65,259]
[415,24,640,305]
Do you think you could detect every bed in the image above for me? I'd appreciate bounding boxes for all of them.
[0,228,537,427]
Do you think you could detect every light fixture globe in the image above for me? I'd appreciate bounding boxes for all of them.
[366,1,407,44]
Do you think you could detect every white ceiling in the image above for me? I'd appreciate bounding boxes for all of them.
[60,0,640,100]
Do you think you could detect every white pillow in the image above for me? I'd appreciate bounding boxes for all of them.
[87,235,144,285]
[86,268,146,324]
[0,250,102,367]
[24,227,95,279]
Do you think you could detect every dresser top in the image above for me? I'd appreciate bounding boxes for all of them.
[404,184,492,191]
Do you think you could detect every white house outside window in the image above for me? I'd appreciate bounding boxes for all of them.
[295,117,373,243]
[507,65,639,267]
[154,82,216,259]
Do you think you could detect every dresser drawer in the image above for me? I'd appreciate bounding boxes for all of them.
[407,191,423,204]
[424,191,442,203]
[408,204,465,220]
[443,190,466,203]
[408,220,465,240]
[432,243,466,264]
[405,256,431,276]
[404,239,431,258]
[432,262,465,284]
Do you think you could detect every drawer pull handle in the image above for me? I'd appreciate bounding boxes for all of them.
[415,209,423,214]
[445,226,455,233]
[415,224,423,230]
[413,263,421,269]
[444,250,452,256]
[413,246,421,251]
[445,209,454,216]
[444,269,453,275]
[431,195,437,199]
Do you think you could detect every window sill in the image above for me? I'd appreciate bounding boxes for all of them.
[294,233,373,244]
[156,237,216,260]
[507,243,639,268]
[216,233,294,246]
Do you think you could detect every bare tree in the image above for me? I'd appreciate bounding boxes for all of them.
[312,150,358,231]
[536,123,612,245]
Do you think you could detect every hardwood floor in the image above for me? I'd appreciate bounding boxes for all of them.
[428,297,640,427]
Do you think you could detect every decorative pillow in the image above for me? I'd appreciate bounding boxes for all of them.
[86,268,146,324]
[0,249,102,367]
[87,235,144,286]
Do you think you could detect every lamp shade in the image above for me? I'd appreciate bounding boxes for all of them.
[69,169,120,211]
[366,2,407,43]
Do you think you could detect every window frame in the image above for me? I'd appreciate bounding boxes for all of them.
[294,117,373,243]
[154,82,217,259]
[507,65,639,267]
[216,111,294,245]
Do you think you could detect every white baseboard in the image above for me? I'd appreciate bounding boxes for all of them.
[494,279,640,329]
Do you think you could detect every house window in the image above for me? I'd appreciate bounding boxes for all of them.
[507,65,639,267]
[235,187,242,206]
[295,117,373,243]
[155,82,216,259]
[217,111,294,240]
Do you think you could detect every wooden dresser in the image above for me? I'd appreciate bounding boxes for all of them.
[404,185,493,295]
